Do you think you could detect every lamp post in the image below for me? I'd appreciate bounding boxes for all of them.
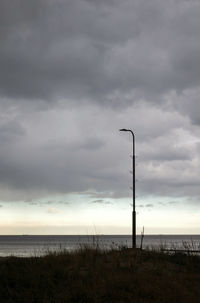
[119,129,136,249]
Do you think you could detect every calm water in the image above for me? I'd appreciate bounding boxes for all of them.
[0,235,199,257]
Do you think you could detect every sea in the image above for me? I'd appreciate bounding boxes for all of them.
[0,235,199,257]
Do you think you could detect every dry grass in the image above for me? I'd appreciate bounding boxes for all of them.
[0,246,200,303]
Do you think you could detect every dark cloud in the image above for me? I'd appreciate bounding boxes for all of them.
[92,199,104,204]
[137,204,154,208]
[0,103,199,202]
[0,0,200,205]
[92,199,112,205]
[158,201,179,207]
[0,0,200,111]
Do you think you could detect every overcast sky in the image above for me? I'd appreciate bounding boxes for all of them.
[0,0,200,234]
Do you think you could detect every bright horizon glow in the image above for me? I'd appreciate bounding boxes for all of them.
[0,194,199,235]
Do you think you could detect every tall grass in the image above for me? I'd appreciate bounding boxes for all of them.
[0,244,199,303]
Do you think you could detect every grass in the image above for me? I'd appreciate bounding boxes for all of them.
[0,246,200,303]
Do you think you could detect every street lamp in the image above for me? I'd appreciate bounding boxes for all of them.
[119,129,136,249]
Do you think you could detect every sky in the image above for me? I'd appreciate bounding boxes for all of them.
[0,0,200,235]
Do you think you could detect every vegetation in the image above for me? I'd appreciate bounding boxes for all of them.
[0,246,200,303]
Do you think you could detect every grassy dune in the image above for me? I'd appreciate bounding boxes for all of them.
[0,247,200,303]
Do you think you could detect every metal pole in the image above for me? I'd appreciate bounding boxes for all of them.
[131,131,136,249]
[119,129,136,249]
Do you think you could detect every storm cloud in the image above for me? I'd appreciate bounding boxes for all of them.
[0,0,200,204]
[1,0,200,106]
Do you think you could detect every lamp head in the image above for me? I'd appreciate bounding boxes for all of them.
[119,128,128,131]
